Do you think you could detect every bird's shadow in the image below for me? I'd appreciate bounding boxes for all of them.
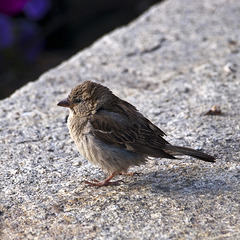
[55,166,238,215]
[121,168,238,198]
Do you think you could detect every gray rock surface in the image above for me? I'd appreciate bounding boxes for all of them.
[1,0,239,239]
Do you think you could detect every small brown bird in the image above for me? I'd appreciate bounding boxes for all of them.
[58,81,215,186]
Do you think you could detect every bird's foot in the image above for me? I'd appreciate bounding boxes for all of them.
[84,172,123,187]
[119,172,140,176]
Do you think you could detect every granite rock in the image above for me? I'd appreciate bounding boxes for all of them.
[1,0,239,239]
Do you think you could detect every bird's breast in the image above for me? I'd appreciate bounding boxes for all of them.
[67,113,146,173]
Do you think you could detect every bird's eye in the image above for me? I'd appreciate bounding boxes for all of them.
[76,98,81,103]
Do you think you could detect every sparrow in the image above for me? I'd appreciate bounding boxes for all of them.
[57,81,215,186]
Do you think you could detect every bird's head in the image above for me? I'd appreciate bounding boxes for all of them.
[57,81,116,116]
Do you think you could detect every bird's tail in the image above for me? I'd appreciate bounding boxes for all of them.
[164,144,215,162]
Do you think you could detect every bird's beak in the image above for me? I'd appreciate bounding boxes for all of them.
[57,98,72,108]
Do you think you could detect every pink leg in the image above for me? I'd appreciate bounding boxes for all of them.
[84,172,123,187]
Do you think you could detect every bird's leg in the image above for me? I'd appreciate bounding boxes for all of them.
[84,172,123,186]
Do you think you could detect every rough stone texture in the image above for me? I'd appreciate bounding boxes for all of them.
[1,0,239,239]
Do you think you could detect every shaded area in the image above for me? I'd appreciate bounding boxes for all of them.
[0,0,161,99]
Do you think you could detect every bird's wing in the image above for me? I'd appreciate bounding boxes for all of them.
[90,109,175,159]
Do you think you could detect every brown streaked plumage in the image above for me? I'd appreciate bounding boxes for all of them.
[58,81,215,186]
